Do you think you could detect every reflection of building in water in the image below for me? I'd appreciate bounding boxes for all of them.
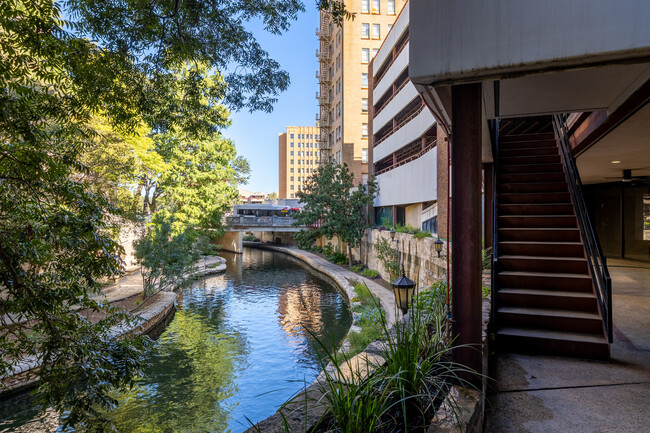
[276,283,327,347]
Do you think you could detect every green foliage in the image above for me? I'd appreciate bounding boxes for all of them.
[413,230,433,239]
[134,219,199,297]
[350,264,364,273]
[482,247,492,271]
[242,233,260,242]
[314,280,476,432]
[361,268,380,278]
[375,237,400,282]
[482,284,491,299]
[294,162,378,267]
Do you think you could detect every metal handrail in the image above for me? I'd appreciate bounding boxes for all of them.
[490,120,500,323]
[552,114,613,342]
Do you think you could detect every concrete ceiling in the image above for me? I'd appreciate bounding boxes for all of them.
[577,103,650,185]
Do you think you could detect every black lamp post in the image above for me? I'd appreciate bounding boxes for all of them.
[434,238,444,257]
[392,268,416,315]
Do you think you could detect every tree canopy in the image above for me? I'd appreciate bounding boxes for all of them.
[0,0,342,429]
[294,162,378,266]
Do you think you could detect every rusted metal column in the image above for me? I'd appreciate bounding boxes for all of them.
[484,163,494,251]
[451,83,483,385]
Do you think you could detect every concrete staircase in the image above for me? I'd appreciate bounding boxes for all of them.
[494,132,609,359]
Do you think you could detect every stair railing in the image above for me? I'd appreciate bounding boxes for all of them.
[552,114,613,342]
[489,119,500,323]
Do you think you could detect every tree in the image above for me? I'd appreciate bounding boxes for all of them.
[267,191,279,201]
[1,0,351,428]
[295,162,378,267]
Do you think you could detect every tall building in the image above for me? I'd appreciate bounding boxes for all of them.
[278,126,321,199]
[316,0,407,184]
[369,1,447,235]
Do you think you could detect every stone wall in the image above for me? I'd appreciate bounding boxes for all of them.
[320,229,448,288]
[118,220,146,272]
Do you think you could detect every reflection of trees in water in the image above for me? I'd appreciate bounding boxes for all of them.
[108,310,243,432]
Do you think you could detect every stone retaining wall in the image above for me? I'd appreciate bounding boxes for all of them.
[319,229,448,289]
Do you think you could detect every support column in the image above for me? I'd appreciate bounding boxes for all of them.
[451,83,483,385]
[484,163,494,251]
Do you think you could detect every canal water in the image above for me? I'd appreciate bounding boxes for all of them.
[0,248,352,433]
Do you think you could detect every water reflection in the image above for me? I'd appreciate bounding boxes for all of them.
[0,248,351,433]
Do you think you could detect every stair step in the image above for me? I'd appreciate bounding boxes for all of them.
[499,255,588,273]
[500,192,570,204]
[499,182,568,194]
[498,215,577,228]
[500,163,563,174]
[498,241,585,257]
[500,147,559,158]
[499,154,561,165]
[498,228,580,242]
[499,172,566,183]
[498,306,603,334]
[499,203,574,216]
[498,271,593,292]
[499,133,556,144]
[496,327,609,359]
[498,288,597,311]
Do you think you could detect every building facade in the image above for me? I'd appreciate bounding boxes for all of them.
[316,0,407,184]
[278,126,321,199]
[369,1,447,234]
[409,0,650,368]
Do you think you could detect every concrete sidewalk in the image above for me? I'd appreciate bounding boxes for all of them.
[485,259,650,432]
[96,255,226,304]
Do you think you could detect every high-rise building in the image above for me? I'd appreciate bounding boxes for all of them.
[278,126,321,199]
[316,0,407,184]
[369,1,447,235]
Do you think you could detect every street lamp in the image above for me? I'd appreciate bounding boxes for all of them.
[390,229,396,241]
[392,268,416,315]
[434,238,444,257]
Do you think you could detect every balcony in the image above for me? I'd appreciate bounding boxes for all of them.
[315,69,330,83]
[316,25,331,40]
[316,48,330,63]
[315,91,330,106]
[315,112,329,124]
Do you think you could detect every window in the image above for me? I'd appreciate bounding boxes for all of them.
[362,73,368,88]
[388,0,395,14]
[362,23,370,38]
[362,48,370,64]
[372,23,380,39]
[372,0,380,13]
[290,185,294,190]
[290,168,294,173]
[362,0,369,13]
[290,133,294,139]
[290,176,294,181]
[290,193,294,198]
[290,159,294,164]
[362,148,368,163]
[290,151,294,155]
[362,98,368,113]
[373,48,379,58]
[387,24,393,33]
[290,142,294,147]
[362,123,368,138]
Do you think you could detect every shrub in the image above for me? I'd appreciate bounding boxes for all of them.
[242,234,259,242]
[413,230,433,239]
[375,237,400,282]
[360,268,380,278]
[350,264,364,273]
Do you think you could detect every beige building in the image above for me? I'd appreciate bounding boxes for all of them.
[317,0,407,184]
[278,126,321,199]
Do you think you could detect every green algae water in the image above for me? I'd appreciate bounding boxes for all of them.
[0,248,351,433]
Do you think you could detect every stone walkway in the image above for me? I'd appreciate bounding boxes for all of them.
[485,259,650,432]
[97,255,226,304]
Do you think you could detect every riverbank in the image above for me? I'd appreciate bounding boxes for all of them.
[0,256,227,397]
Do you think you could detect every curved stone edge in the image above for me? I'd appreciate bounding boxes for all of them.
[246,244,491,433]
[0,292,178,398]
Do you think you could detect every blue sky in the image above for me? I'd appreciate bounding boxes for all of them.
[225,4,320,194]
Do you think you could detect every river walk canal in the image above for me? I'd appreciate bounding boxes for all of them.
[0,248,352,433]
